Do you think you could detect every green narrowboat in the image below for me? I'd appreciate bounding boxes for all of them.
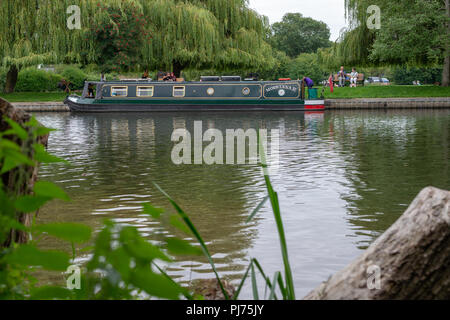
[64,76,325,112]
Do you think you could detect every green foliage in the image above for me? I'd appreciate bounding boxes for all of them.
[258,50,291,80]
[139,0,274,73]
[287,53,326,84]
[270,13,331,58]
[259,51,327,83]
[60,67,87,90]
[0,68,6,92]
[339,0,447,66]
[89,1,150,73]
[393,67,443,85]
[15,69,63,92]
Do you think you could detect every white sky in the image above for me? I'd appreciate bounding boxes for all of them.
[248,0,347,41]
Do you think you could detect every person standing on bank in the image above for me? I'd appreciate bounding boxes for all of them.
[338,66,346,87]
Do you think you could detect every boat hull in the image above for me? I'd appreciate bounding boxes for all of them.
[64,97,325,112]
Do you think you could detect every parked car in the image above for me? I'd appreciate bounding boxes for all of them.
[366,77,381,84]
[381,78,390,85]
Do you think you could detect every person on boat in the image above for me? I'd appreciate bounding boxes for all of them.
[88,83,95,98]
[163,72,172,81]
[100,73,106,82]
[170,72,176,81]
[350,68,358,88]
[338,66,346,87]
[303,77,314,89]
[142,69,149,79]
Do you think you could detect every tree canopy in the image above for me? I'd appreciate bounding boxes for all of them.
[1,0,275,92]
[328,0,450,85]
[270,13,331,58]
[138,0,275,76]
[0,0,100,92]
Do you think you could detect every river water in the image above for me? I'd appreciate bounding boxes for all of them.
[33,109,449,299]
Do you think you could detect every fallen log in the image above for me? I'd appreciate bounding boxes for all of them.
[304,186,450,300]
[0,97,49,246]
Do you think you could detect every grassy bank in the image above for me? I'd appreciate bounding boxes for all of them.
[321,85,450,99]
[1,85,449,103]
[0,92,68,102]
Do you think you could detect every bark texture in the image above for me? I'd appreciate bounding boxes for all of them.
[0,97,49,246]
[304,187,450,300]
[4,65,18,94]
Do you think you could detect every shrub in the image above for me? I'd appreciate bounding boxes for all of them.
[393,67,442,85]
[287,53,326,84]
[60,66,87,90]
[15,68,63,92]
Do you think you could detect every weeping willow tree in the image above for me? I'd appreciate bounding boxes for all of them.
[1,0,274,91]
[0,0,103,93]
[328,0,450,86]
[138,0,275,76]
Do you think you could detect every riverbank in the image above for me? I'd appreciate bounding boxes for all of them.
[3,85,450,111]
[322,85,450,99]
[1,85,450,103]
[326,97,450,109]
[0,92,67,102]
[11,102,69,112]
[10,97,450,112]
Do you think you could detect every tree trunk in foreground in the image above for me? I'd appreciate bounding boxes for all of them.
[4,65,18,94]
[304,187,450,300]
[0,97,49,247]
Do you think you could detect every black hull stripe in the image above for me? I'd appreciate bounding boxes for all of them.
[65,101,324,113]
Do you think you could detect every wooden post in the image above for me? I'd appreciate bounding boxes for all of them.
[0,97,49,246]
[304,187,450,300]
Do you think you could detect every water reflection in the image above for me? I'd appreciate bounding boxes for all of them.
[34,109,449,298]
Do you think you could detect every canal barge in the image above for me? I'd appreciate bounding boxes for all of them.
[64,77,325,112]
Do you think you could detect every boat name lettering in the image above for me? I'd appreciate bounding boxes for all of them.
[265,85,298,93]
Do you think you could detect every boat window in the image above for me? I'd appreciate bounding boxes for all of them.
[137,86,154,97]
[111,86,128,97]
[173,86,185,97]
[242,87,250,96]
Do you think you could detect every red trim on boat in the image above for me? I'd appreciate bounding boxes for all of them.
[305,105,325,110]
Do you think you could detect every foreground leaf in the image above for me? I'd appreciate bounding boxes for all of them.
[33,181,70,201]
[7,244,70,271]
[35,223,92,244]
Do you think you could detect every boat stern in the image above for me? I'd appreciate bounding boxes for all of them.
[304,99,325,111]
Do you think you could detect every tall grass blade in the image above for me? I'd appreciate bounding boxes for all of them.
[268,271,281,300]
[277,272,287,300]
[250,262,259,300]
[252,258,278,300]
[258,135,296,300]
[246,195,269,223]
[153,182,230,300]
[232,261,252,300]
[153,262,194,300]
